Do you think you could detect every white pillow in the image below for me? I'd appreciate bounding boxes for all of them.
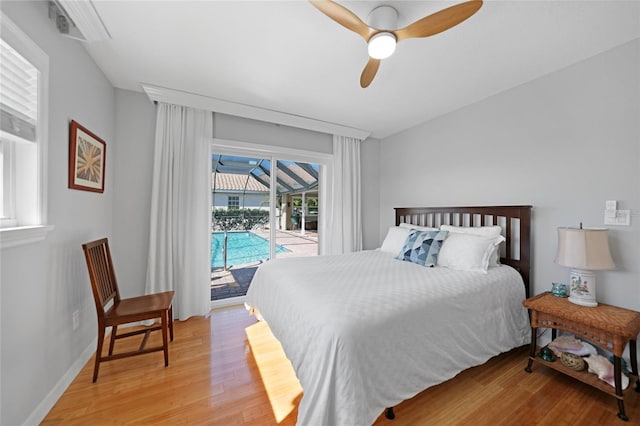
[440,225,503,266]
[440,224,502,236]
[437,233,506,273]
[380,226,412,255]
[399,222,438,232]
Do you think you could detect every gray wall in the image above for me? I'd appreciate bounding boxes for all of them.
[377,39,639,311]
[361,138,381,250]
[214,113,332,154]
[0,2,116,425]
[111,90,156,298]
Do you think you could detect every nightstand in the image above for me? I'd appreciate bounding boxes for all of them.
[523,292,640,421]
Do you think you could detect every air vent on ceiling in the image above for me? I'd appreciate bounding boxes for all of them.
[48,0,110,42]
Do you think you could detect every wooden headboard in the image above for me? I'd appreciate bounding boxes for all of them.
[395,205,532,298]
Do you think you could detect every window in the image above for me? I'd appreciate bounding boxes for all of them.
[0,12,50,248]
[228,196,239,209]
[0,139,15,224]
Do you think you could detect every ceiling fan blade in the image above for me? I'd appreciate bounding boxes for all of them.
[309,0,372,40]
[360,58,381,88]
[395,0,483,42]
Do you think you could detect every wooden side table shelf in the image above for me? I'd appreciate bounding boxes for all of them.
[523,292,640,421]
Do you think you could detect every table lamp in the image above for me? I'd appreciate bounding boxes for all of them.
[555,225,615,307]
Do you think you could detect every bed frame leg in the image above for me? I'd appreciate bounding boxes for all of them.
[385,407,395,420]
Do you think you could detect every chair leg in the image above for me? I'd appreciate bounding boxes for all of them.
[169,305,174,341]
[93,326,105,383]
[161,309,169,367]
[108,325,118,356]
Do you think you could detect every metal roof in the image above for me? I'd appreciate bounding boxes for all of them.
[212,154,318,195]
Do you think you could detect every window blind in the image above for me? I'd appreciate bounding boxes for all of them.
[0,38,37,142]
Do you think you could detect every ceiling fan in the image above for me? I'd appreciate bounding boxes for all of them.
[309,0,483,88]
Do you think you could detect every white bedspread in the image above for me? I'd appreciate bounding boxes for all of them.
[245,250,531,426]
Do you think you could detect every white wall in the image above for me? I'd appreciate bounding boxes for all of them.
[0,2,116,425]
[377,39,639,311]
[213,193,269,209]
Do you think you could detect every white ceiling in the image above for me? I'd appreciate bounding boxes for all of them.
[82,1,640,139]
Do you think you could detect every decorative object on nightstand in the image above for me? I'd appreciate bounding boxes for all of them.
[584,354,630,390]
[555,224,615,307]
[560,352,586,371]
[539,346,556,362]
[547,335,596,357]
[551,282,568,297]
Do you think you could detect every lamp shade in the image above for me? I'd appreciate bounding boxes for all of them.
[555,227,615,270]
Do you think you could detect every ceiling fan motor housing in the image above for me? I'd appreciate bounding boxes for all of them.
[367,5,398,32]
[367,5,399,59]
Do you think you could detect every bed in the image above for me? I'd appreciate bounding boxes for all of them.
[245,205,533,425]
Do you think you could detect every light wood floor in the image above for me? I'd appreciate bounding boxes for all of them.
[43,306,639,425]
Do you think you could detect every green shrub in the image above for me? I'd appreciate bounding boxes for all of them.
[212,208,269,231]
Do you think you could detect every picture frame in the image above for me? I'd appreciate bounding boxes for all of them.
[68,120,106,193]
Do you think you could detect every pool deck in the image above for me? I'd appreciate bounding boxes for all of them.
[211,229,318,300]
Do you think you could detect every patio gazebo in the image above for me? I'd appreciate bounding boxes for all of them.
[211,154,319,233]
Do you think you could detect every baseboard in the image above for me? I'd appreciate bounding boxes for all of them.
[23,337,96,425]
[211,295,245,310]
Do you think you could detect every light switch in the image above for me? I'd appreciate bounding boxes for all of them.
[605,200,617,219]
[604,209,631,226]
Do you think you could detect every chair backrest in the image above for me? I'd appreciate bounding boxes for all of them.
[82,238,121,316]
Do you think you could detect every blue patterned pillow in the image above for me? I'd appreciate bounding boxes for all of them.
[395,230,449,267]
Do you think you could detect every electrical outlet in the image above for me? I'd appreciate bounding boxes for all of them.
[72,310,80,330]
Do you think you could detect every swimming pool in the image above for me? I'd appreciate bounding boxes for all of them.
[211,231,290,268]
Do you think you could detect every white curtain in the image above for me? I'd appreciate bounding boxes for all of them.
[145,103,213,320]
[324,134,363,254]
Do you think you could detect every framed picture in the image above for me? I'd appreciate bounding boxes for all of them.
[68,120,106,193]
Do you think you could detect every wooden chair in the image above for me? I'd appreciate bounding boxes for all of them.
[82,238,175,382]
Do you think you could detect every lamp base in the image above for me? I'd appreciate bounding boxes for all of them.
[568,296,598,307]
[567,269,598,307]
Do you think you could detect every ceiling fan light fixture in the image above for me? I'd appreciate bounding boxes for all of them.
[367,32,396,59]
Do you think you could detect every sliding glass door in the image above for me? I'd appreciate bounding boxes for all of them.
[210,149,322,303]
[274,160,319,260]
